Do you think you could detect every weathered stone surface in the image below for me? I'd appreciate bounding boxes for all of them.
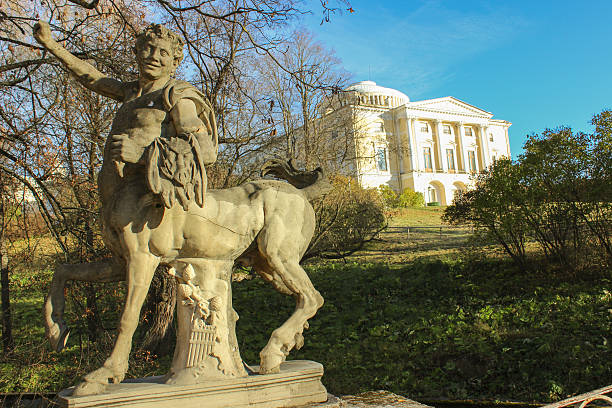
[340,391,432,408]
[55,360,328,408]
[34,18,330,404]
[302,394,346,407]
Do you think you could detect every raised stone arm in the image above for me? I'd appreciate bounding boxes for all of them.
[33,21,125,102]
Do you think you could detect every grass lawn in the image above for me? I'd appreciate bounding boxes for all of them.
[1,208,611,403]
[387,207,446,226]
[235,260,612,403]
[352,207,477,264]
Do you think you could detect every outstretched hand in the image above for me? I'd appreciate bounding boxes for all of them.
[33,21,53,45]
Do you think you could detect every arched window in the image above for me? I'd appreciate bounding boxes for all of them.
[376,147,388,172]
[423,147,432,171]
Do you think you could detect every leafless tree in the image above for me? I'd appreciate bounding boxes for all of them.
[0,0,354,352]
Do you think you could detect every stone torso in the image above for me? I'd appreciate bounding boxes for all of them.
[109,82,175,147]
[99,81,175,205]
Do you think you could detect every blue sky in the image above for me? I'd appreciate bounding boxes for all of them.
[299,0,612,157]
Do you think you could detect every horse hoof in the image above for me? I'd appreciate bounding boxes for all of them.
[55,326,71,352]
[72,365,123,396]
[258,349,284,374]
[47,323,70,352]
[71,380,108,396]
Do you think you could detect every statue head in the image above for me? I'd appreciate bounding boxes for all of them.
[134,24,184,79]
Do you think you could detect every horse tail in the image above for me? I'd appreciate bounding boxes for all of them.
[260,159,332,201]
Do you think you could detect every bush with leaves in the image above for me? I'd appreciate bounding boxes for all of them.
[443,158,529,266]
[379,185,425,209]
[378,184,399,209]
[398,189,425,208]
[444,110,612,271]
[305,176,386,260]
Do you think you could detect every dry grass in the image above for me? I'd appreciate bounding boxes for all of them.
[337,207,474,264]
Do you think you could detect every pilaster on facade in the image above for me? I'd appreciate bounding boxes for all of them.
[393,117,404,174]
[406,116,419,172]
[473,145,480,173]
[479,124,490,168]
[504,126,511,158]
[457,121,468,173]
[433,120,446,173]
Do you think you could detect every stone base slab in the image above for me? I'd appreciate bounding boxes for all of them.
[55,360,328,408]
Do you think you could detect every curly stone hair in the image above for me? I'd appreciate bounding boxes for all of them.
[135,24,184,66]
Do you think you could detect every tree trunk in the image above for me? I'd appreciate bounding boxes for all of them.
[84,222,99,342]
[0,185,14,353]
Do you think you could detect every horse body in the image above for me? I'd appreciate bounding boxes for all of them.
[46,170,326,396]
[112,179,315,262]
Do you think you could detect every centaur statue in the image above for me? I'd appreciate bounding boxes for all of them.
[34,21,329,397]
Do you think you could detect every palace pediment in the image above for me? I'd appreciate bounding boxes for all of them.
[407,97,493,118]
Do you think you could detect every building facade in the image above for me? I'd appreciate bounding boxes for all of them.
[329,81,512,205]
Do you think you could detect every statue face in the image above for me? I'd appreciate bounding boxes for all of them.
[136,37,178,81]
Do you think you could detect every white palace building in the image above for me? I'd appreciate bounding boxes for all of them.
[325,81,512,205]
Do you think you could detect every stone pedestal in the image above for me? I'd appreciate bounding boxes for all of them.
[55,360,328,408]
[166,259,247,384]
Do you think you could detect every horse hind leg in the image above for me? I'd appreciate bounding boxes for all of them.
[251,257,293,296]
[257,250,323,374]
[44,261,124,352]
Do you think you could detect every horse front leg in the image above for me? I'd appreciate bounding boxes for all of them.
[44,261,125,352]
[72,251,159,396]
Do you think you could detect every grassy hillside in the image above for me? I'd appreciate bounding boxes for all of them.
[235,261,612,402]
[1,209,611,403]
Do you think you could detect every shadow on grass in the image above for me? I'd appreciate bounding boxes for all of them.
[233,259,612,403]
[349,227,483,263]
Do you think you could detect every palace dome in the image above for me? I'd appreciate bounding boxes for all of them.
[345,81,410,106]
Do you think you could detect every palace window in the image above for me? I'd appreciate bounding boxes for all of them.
[468,150,477,172]
[489,133,494,142]
[446,149,455,171]
[420,122,429,132]
[423,147,432,171]
[443,125,452,134]
[376,148,388,172]
[464,126,473,136]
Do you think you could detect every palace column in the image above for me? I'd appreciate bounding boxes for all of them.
[406,116,419,171]
[434,120,446,173]
[504,126,511,158]
[478,124,490,169]
[457,121,468,172]
[394,117,404,174]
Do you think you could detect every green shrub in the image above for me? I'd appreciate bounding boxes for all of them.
[444,110,612,270]
[398,189,425,207]
[378,184,399,208]
[427,201,440,207]
[379,185,425,208]
[306,176,387,260]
